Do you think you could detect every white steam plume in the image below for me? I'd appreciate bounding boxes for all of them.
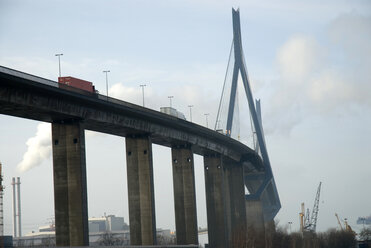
[17,123,52,173]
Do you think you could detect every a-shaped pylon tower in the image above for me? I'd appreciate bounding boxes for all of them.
[215,8,281,222]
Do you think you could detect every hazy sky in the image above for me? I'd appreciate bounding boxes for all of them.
[0,0,370,236]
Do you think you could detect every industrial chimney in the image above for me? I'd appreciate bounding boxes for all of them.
[11,177,16,237]
[11,177,22,237]
[0,162,4,237]
[17,177,22,237]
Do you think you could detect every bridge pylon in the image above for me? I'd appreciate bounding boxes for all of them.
[214,7,281,239]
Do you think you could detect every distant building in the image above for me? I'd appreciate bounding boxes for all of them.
[13,215,174,246]
[357,215,371,225]
[107,215,128,231]
[38,225,55,232]
[89,217,105,233]
[156,228,171,238]
[13,231,55,246]
[89,215,128,233]
[14,214,130,246]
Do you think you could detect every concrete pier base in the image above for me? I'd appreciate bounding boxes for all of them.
[246,199,266,248]
[204,155,228,248]
[52,122,89,246]
[224,161,247,246]
[126,135,156,245]
[171,146,198,245]
[246,199,265,231]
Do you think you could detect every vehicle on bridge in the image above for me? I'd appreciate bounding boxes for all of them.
[160,107,186,120]
[58,76,97,93]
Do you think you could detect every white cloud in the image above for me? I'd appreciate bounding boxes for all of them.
[0,57,57,81]
[109,83,142,105]
[309,70,357,112]
[108,82,220,128]
[277,35,322,83]
[17,123,52,173]
[263,12,371,135]
[329,11,371,61]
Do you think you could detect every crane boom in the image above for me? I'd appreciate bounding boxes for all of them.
[310,182,322,232]
[300,203,305,233]
[305,208,311,229]
[300,182,322,233]
[335,213,344,230]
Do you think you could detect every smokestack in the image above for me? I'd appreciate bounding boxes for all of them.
[12,177,16,237]
[17,177,22,237]
[0,162,4,237]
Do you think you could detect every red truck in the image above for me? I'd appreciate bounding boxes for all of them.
[58,76,96,93]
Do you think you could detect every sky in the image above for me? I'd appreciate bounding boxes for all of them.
[0,0,370,237]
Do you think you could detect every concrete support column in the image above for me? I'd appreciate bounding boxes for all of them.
[246,199,265,231]
[246,199,266,248]
[204,155,228,248]
[126,135,156,245]
[224,161,247,246]
[171,146,198,245]
[52,122,89,246]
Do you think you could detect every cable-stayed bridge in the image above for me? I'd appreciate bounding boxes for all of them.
[0,8,280,248]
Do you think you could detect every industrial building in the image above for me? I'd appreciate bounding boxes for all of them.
[88,215,129,232]
[357,216,371,225]
[12,215,172,246]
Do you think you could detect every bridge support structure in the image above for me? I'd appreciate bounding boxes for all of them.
[204,155,247,248]
[52,122,89,246]
[245,199,265,231]
[171,146,198,245]
[224,160,247,246]
[246,199,266,248]
[126,135,157,245]
[204,155,228,248]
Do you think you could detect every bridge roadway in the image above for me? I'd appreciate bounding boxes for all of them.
[0,66,269,247]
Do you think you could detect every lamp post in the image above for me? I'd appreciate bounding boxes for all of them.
[168,96,174,108]
[188,105,193,122]
[55,53,63,77]
[140,84,147,107]
[204,113,209,128]
[103,70,110,99]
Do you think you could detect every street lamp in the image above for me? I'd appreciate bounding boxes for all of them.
[55,53,63,77]
[103,70,110,99]
[140,84,147,107]
[168,96,174,108]
[204,113,209,128]
[188,105,194,122]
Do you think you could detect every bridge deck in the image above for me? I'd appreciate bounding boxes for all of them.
[0,65,263,172]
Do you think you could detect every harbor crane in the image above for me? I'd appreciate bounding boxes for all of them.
[335,213,355,233]
[335,213,343,230]
[300,182,322,233]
